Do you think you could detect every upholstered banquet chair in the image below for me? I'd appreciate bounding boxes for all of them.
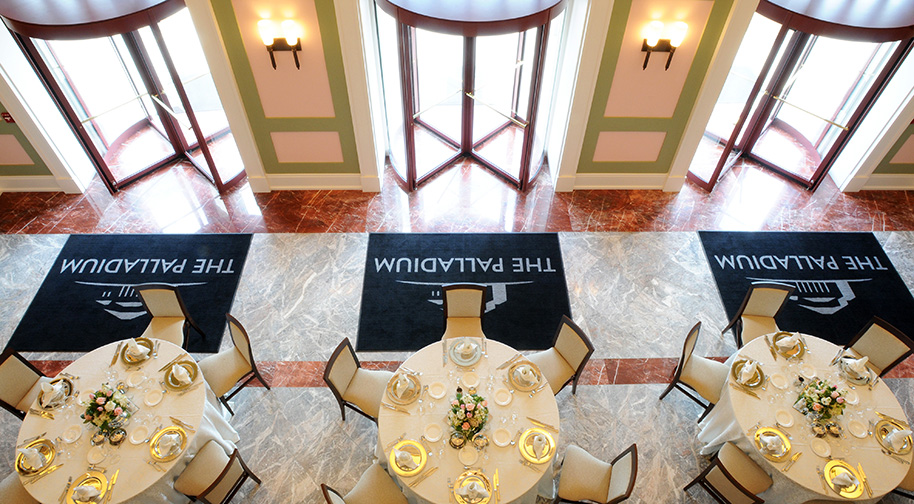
[844,316,914,377]
[721,282,795,348]
[324,338,393,423]
[555,444,638,504]
[441,283,487,340]
[199,314,271,415]
[527,316,594,395]
[320,461,408,504]
[659,322,729,422]
[174,440,260,504]
[0,471,40,503]
[684,442,772,503]
[0,348,51,420]
[136,283,205,348]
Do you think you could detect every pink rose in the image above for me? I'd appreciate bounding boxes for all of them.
[836,397,845,404]
[96,397,106,405]
[466,412,473,418]
[831,391,839,398]
[813,403,822,411]
[462,422,470,430]
[85,415,92,421]
[97,407,103,412]
[106,390,113,397]
[466,403,475,411]
[452,400,458,406]
[114,407,123,416]
[481,400,488,407]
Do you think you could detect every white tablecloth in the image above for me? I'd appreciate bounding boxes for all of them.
[16,339,239,503]
[698,333,911,503]
[378,339,559,504]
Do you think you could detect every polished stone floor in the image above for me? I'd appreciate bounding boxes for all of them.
[1,162,913,503]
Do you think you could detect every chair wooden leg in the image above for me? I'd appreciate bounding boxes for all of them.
[220,396,235,416]
[697,403,714,423]
[658,381,676,400]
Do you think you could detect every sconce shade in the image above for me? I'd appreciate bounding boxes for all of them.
[669,21,688,47]
[281,20,302,45]
[644,20,664,47]
[258,19,277,45]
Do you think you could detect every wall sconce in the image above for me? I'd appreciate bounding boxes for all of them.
[258,19,303,70]
[641,21,687,70]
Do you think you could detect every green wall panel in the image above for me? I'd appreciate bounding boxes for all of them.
[212,0,359,174]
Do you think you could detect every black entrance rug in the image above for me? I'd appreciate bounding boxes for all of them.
[6,234,252,353]
[357,233,571,352]
[699,231,914,346]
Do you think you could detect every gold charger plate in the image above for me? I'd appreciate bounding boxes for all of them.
[386,372,421,405]
[824,459,864,498]
[120,337,154,365]
[37,376,74,409]
[752,427,791,462]
[731,358,766,389]
[15,438,55,475]
[149,425,188,462]
[67,470,108,504]
[518,428,556,464]
[389,440,427,477]
[875,419,913,455]
[164,360,198,390]
[508,361,542,392]
[453,469,492,504]
[771,331,807,359]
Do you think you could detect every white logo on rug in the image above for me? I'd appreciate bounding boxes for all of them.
[75,281,206,321]
[747,277,872,315]
[395,281,534,313]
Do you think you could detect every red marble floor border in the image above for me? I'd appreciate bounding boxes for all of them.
[33,356,914,388]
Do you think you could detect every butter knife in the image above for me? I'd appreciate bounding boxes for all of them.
[407,465,438,487]
[105,469,119,504]
[764,335,778,360]
[526,416,558,433]
[497,354,522,370]
[17,432,47,448]
[729,383,760,399]
[25,463,63,485]
[110,342,123,366]
[158,354,184,372]
[169,416,196,431]
[857,463,872,497]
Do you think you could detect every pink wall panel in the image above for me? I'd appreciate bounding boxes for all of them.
[271,131,343,162]
[0,134,33,165]
[593,131,667,162]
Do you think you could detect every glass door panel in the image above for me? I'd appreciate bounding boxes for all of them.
[414,28,462,143]
[375,6,409,183]
[472,32,518,145]
[529,14,565,184]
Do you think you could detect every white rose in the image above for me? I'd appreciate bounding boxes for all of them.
[104,401,116,412]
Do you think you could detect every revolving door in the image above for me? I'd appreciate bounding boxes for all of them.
[375,1,566,191]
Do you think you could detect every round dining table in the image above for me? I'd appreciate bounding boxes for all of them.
[15,338,239,503]
[698,332,912,503]
[377,338,560,504]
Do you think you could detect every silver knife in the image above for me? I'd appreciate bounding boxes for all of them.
[764,335,778,360]
[17,432,47,448]
[526,416,558,432]
[408,465,438,487]
[497,354,522,370]
[381,402,408,413]
[830,348,845,366]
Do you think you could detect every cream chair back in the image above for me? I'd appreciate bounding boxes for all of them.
[321,486,347,504]
[325,342,358,397]
[709,442,771,503]
[0,471,40,503]
[174,440,230,497]
[607,445,637,503]
[0,351,40,409]
[849,318,913,375]
[680,322,700,374]
[138,286,185,317]
[227,316,253,366]
[742,284,792,317]
[443,284,486,318]
[554,321,592,370]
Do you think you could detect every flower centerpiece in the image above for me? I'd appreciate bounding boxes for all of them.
[795,378,847,421]
[447,387,489,444]
[81,383,132,435]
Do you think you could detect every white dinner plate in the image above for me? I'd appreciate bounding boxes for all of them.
[770,373,789,390]
[493,428,511,447]
[424,423,442,443]
[458,446,478,466]
[62,424,82,444]
[127,370,146,388]
[848,420,867,438]
[799,363,817,379]
[811,438,831,458]
[428,382,446,400]
[144,389,163,407]
[775,410,794,428]
[129,425,149,445]
[87,445,107,465]
[462,372,479,389]
[845,389,859,405]
[494,388,512,406]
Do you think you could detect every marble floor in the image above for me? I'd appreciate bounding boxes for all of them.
[1,162,914,503]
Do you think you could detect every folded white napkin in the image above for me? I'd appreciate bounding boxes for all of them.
[72,485,100,501]
[126,338,149,359]
[394,449,417,470]
[40,381,65,407]
[157,432,182,455]
[456,341,476,358]
[515,365,537,386]
[393,374,411,398]
[18,447,44,470]
[532,434,548,458]
[832,471,858,489]
[843,356,869,377]
[456,481,489,502]
[739,361,758,384]
[886,429,913,452]
[776,332,800,349]
[759,433,783,453]
[171,364,192,385]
